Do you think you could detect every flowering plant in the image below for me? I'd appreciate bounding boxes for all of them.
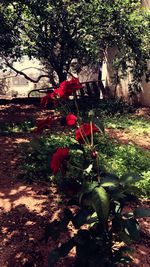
[36,77,150,267]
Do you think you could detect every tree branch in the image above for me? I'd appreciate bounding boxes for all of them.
[5,60,50,83]
[19,67,49,73]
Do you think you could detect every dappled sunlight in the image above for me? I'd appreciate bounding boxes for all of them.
[0,179,63,214]
[106,128,150,150]
[14,138,30,144]
[0,103,150,266]
[132,245,150,266]
[0,184,66,266]
[0,183,46,212]
[0,103,53,125]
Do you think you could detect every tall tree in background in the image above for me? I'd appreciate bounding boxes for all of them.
[0,0,149,91]
[98,0,150,94]
[0,0,101,84]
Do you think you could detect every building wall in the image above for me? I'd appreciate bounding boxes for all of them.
[103,1,150,106]
[0,57,50,97]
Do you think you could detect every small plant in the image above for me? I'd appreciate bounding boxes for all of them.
[29,77,150,266]
[47,174,150,267]
[0,120,35,134]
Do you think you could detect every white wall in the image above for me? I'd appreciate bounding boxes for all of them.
[0,57,50,96]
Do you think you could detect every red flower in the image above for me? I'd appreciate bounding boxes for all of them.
[34,116,53,134]
[66,113,77,126]
[54,77,82,98]
[41,92,55,107]
[50,147,69,175]
[41,78,82,105]
[76,123,99,143]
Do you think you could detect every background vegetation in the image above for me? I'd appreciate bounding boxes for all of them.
[0,0,150,94]
[18,106,150,198]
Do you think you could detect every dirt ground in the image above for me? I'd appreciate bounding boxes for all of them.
[0,104,150,267]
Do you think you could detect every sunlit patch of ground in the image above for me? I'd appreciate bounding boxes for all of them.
[106,128,150,150]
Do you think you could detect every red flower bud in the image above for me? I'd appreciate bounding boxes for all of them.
[66,113,77,126]
[91,151,97,159]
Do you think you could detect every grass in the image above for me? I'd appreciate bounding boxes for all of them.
[103,114,150,137]
[0,120,35,134]
[1,101,149,197]
[18,132,150,197]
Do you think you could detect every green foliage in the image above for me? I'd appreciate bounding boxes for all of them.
[19,130,150,196]
[0,0,149,89]
[0,0,101,81]
[77,98,136,115]
[16,84,150,267]
[105,115,150,136]
[98,0,150,93]
[47,175,150,267]
[134,207,150,218]
[19,134,76,182]
[90,186,110,223]
[136,171,150,198]
[97,136,150,175]
[0,120,35,134]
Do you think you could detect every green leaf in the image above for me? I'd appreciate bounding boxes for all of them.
[120,173,141,185]
[123,212,134,219]
[93,117,105,134]
[100,175,120,189]
[86,215,98,226]
[124,218,140,241]
[81,182,98,194]
[84,163,93,174]
[74,229,90,245]
[101,181,118,187]
[45,221,61,243]
[69,143,83,151]
[79,181,98,205]
[73,209,92,228]
[100,172,119,180]
[91,186,109,223]
[119,232,132,245]
[134,207,150,218]
[119,256,132,264]
[48,239,74,267]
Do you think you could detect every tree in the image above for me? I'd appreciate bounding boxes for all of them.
[97,0,150,95]
[0,0,101,84]
[0,0,149,91]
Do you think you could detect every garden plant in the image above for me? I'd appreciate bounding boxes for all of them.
[32,77,150,267]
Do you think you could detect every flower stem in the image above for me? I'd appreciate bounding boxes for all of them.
[96,154,101,183]
[74,93,80,118]
[57,98,69,114]
[90,120,94,147]
[76,122,89,145]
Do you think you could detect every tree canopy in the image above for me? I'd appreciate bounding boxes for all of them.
[0,0,150,90]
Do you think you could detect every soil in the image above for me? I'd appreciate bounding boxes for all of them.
[106,128,150,150]
[0,104,150,267]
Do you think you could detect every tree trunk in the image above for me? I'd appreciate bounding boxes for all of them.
[57,70,67,83]
[98,61,107,98]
